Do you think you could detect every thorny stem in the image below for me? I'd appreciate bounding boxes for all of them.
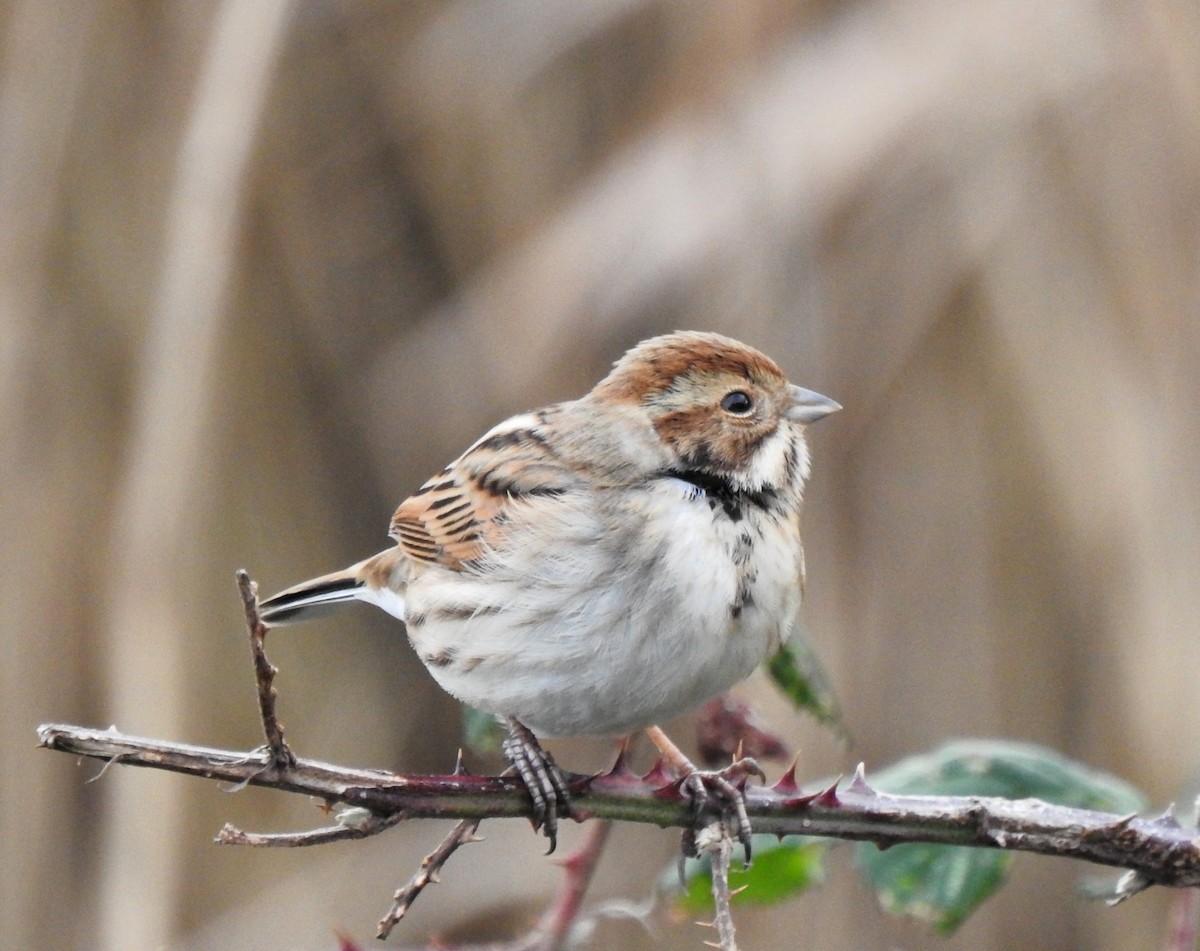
[533,819,612,951]
[35,722,1200,894]
[378,819,484,939]
[697,823,739,951]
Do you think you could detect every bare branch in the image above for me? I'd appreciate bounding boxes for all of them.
[378,819,612,951]
[378,819,484,939]
[37,722,1200,889]
[217,809,405,847]
[236,569,295,769]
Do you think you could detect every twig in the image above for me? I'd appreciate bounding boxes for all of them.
[218,809,406,847]
[36,722,1200,888]
[236,569,295,768]
[696,822,739,951]
[378,819,484,939]
[376,819,612,950]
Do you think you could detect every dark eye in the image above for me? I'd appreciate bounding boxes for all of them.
[720,390,754,415]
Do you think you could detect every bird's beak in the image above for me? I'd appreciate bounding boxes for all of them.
[785,385,841,423]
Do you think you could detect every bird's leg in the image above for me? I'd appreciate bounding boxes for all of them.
[502,717,570,853]
[644,724,764,864]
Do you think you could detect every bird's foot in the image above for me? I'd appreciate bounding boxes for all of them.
[679,756,765,864]
[502,717,570,853]
[644,725,763,865]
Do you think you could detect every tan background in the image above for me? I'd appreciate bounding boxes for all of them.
[4,1,1200,949]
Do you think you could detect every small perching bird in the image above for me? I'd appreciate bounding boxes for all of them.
[260,331,839,850]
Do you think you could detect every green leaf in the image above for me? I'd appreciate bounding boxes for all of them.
[859,840,1015,933]
[765,635,846,739]
[460,705,505,757]
[671,836,826,914]
[856,740,1148,932]
[865,740,1146,809]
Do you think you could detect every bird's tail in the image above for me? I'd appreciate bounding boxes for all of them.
[258,550,408,626]
[258,566,365,625]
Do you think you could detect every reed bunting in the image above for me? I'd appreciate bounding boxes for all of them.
[260,331,839,850]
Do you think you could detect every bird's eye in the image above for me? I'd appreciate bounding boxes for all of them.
[720,391,754,415]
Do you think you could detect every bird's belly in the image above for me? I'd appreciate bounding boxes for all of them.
[404,490,801,737]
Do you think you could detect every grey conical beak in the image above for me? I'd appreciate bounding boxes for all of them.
[786,384,841,423]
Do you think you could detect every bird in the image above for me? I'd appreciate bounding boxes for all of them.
[258,330,839,852]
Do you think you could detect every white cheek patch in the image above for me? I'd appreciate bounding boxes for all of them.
[734,425,806,492]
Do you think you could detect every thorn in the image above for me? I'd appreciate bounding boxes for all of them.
[772,754,800,793]
[642,756,674,788]
[703,941,722,949]
[1105,812,1138,833]
[780,791,820,810]
[1154,803,1181,829]
[846,762,875,796]
[453,748,469,775]
[602,738,637,780]
[814,775,842,808]
[730,884,749,897]
[734,738,745,762]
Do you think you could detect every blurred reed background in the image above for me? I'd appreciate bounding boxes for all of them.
[4,1,1200,949]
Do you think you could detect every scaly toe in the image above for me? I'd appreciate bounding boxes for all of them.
[502,718,570,853]
[679,761,759,865]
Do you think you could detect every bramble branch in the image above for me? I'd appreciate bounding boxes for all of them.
[35,721,1200,896]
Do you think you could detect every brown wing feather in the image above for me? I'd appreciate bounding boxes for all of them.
[389,418,579,570]
[390,476,498,568]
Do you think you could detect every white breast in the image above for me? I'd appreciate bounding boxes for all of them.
[403,477,803,737]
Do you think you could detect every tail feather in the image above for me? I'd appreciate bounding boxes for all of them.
[259,567,365,625]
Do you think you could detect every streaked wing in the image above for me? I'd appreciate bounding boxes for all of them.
[390,413,579,570]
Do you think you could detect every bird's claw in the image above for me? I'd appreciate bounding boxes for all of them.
[502,718,570,853]
[680,756,762,865]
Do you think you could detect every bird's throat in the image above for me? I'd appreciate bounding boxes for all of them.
[667,468,775,522]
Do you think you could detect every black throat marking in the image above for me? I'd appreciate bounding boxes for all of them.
[667,469,776,522]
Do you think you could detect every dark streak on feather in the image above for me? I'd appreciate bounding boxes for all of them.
[478,468,568,499]
[473,429,526,453]
[435,603,503,622]
[424,649,455,668]
[731,572,757,619]
[428,495,469,513]
[667,468,777,522]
